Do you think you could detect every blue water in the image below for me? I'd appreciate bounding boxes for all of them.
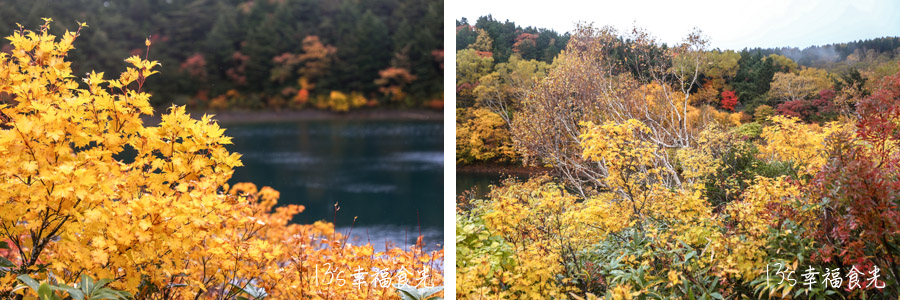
[224,120,443,250]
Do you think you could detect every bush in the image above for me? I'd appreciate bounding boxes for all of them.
[734,122,763,139]
[457,112,881,298]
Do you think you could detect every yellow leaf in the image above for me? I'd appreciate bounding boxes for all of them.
[91,249,109,265]
[139,219,151,231]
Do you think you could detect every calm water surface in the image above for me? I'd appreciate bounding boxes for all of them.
[456,172,502,199]
[225,120,443,250]
[456,171,529,200]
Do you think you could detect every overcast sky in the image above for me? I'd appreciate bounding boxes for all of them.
[451,0,900,50]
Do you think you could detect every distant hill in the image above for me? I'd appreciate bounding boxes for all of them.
[744,37,900,69]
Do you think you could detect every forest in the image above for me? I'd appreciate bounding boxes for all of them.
[456,16,900,299]
[0,0,444,112]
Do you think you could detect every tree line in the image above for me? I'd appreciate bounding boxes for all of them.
[457,17,900,165]
[0,0,443,111]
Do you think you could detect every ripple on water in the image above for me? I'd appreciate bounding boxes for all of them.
[390,151,443,164]
[243,151,320,166]
[342,184,398,193]
[334,225,443,253]
[364,151,444,172]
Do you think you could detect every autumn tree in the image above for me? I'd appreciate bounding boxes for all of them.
[769,67,832,103]
[375,67,417,102]
[511,24,710,196]
[765,54,798,73]
[455,48,494,106]
[753,104,775,123]
[456,108,518,164]
[179,53,208,80]
[511,33,538,60]
[812,66,900,295]
[694,50,740,105]
[296,35,337,87]
[473,55,550,127]
[469,28,493,53]
[720,90,738,111]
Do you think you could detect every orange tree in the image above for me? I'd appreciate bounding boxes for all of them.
[0,20,442,299]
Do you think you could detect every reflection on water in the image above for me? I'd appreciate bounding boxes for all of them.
[225,120,443,249]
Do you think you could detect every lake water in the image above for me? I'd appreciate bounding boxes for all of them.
[456,171,532,200]
[456,172,502,199]
[225,120,443,250]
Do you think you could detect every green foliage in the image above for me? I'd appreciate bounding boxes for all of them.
[228,283,268,300]
[734,122,763,139]
[577,231,725,300]
[749,222,839,299]
[455,214,516,277]
[702,140,796,207]
[456,16,568,63]
[0,241,13,272]
[14,274,132,300]
[732,51,776,111]
[833,67,869,97]
[394,284,443,300]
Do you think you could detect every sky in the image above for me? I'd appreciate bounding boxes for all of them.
[451,0,900,50]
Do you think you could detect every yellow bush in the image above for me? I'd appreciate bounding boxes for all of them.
[350,91,368,108]
[474,176,581,298]
[328,90,350,112]
[458,116,839,298]
[456,107,518,164]
[758,115,848,177]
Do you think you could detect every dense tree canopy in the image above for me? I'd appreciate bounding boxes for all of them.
[0,0,443,110]
[456,16,569,64]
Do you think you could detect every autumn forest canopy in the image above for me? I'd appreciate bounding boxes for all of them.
[0,0,444,112]
[456,16,900,298]
[457,16,900,165]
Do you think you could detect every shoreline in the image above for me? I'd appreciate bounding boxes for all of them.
[141,108,443,125]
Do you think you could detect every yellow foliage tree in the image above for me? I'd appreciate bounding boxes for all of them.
[455,108,517,164]
[579,120,719,246]
[758,115,848,177]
